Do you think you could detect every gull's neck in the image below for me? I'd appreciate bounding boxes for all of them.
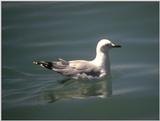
[91,51,110,74]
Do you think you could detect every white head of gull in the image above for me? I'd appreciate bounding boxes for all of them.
[91,39,121,77]
[33,39,121,80]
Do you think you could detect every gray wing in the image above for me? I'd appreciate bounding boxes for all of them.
[33,59,101,77]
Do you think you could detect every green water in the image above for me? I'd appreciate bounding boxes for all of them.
[2,2,159,120]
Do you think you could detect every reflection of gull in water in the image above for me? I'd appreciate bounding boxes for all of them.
[33,39,121,80]
[45,78,112,103]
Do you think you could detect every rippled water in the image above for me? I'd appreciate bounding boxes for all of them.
[2,2,159,120]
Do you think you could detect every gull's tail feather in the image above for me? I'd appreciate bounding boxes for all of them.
[33,61,54,70]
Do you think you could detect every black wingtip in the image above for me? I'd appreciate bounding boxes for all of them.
[32,60,53,70]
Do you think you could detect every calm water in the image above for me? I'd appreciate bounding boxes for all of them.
[2,2,159,120]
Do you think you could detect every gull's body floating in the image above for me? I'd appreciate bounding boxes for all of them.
[33,39,121,80]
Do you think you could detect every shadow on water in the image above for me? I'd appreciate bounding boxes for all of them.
[44,77,112,103]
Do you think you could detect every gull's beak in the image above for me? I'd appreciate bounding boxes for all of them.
[111,43,121,48]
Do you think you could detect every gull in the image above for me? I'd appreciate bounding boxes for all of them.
[33,39,121,80]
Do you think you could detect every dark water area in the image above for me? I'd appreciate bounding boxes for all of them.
[2,2,159,120]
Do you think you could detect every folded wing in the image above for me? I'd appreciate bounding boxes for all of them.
[33,58,101,79]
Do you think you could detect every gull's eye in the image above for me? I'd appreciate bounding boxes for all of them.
[106,44,112,47]
[103,44,110,47]
[100,44,111,52]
